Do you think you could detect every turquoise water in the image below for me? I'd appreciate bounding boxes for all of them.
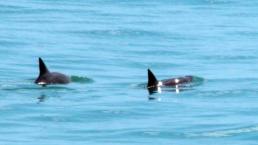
[1,0,258,144]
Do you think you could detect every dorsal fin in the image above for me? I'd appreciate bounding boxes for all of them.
[39,57,49,75]
[147,68,158,88]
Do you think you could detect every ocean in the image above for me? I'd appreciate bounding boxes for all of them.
[1,0,258,144]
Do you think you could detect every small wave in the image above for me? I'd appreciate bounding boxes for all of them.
[65,29,165,38]
[0,79,76,91]
[0,76,92,92]
[1,84,75,91]
[70,76,94,84]
[188,125,258,137]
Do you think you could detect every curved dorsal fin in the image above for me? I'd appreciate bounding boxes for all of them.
[39,57,49,75]
[147,68,158,88]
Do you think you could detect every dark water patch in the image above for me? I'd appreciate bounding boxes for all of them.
[0,7,47,15]
[0,4,26,9]
[0,40,28,47]
[0,122,37,129]
[0,4,28,14]
[227,31,258,38]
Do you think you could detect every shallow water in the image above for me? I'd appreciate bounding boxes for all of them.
[1,0,258,144]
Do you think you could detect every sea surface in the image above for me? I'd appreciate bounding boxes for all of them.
[1,0,258,145]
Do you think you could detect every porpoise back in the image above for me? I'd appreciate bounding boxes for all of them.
[35,57,70,86]
[147,69,193,93]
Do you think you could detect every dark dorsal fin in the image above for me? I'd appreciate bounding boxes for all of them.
[39,57,49,75]
[147,68,158,88]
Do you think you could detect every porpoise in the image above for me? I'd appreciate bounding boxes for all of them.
[34,57,70,86]
[147,68,193,94]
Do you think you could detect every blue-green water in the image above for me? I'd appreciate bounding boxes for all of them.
[1,0,258,144]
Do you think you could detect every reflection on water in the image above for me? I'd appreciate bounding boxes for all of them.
[37,94,47,104]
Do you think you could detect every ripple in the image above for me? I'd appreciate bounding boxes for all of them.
[71,75,94,84]
[188,125,258,137]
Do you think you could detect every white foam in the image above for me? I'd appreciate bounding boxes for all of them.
[175,78,180,83]
[38,82,47,85]
[157,81,163,87]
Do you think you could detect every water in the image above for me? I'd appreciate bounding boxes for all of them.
[1,0,258,144]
